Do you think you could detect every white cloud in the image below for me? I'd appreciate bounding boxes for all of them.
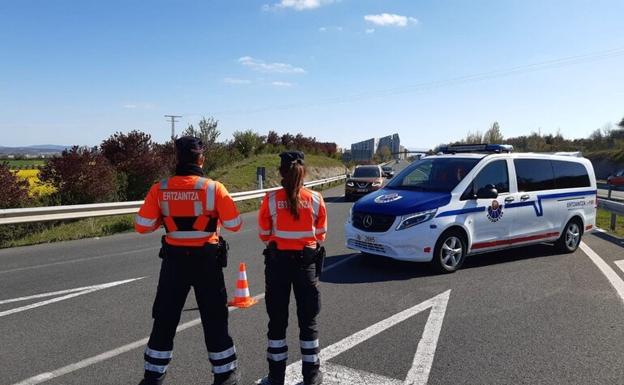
[264,0,336,11]
[123,102,155,110]
[364,13,418,27]
[238,56,306,74]
[365,28,376,34]
[271,81,294,87]
[223,77,252,85]
[319,26,343,32]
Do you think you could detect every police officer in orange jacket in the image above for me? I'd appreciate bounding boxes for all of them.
[134,137,242,385]
[258,151,327,385]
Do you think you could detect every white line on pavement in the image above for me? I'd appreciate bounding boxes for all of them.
[11,254,358,385]
[580,242,624,304]
[0,247,159,275]
[614,260,624,275]
[279,290,451,385]
[0,278,145,318]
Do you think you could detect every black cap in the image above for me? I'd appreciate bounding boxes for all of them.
[175,136,204,164]
[279,151,305,167]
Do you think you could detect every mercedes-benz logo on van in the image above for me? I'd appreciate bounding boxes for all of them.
[363,215,374,228]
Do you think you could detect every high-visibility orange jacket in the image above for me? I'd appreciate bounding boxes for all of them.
[258,187,327,250]
[135,176,242,247]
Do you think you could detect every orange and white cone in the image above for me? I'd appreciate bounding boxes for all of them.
[228,262,258,308]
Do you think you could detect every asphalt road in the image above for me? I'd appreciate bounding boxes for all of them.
[2,162,624,385]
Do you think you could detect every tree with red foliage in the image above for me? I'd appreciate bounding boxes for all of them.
[40,146,119,205]
[0,162,30,209]
[101,131,168,200]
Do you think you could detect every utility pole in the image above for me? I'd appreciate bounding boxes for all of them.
[164,115,182,140]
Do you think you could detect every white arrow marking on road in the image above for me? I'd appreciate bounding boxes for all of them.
[580,242,624,304]
[259,290,450,385]
[0,278,145,318]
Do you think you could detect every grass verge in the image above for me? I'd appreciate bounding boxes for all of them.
[0,180,344,249]
[596,208,624,238]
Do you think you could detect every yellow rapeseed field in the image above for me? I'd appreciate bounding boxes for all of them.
[15,169,56,197]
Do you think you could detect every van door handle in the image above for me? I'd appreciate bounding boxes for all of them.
[520,194,530,201]
[504,197,515,203]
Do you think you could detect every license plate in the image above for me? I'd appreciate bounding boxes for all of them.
[357,188,367,192]
[356,234,376,243]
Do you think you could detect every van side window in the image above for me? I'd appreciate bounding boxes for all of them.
[552,160,590,188]
[514,159,556,192]
[471,160,510,194]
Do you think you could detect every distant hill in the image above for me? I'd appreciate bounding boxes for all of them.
[0,145,69,156]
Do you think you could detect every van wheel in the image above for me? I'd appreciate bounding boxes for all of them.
[556,218,582,253]
[431,230,467,273]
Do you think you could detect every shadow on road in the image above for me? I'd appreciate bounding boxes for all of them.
[322,243,571,284]
[590,231,624,248]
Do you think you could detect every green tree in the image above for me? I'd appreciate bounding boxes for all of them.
[232,130,262,158]
[183,117,220,147]
[464,131,483,144]
[483,121,504,143]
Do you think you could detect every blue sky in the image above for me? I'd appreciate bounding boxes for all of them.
[1,0,623,149]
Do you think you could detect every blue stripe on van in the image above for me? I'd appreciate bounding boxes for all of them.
[435,189,596,218]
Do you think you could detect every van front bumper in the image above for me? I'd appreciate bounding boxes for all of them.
[344,222,438,262]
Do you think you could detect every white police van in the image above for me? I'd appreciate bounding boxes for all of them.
[344,144,597,273]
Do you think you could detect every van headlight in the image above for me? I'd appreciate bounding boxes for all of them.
[396,209,437,230]
[346,181,355,187]
[372,181,382,187]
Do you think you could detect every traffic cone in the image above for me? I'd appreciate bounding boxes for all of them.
[228,263,258,308]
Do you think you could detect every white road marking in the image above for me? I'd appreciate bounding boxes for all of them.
[614,260,624,275]
[580,242,624,304]
[10,254,357,385]
[0,278,145,318]
[0,247,159,275]
[274,290,451,385]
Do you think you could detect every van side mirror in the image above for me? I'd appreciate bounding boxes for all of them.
[477,184,498,199]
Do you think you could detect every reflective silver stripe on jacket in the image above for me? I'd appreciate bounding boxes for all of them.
[268,191,278,235]
[159,178,168,190]
[222,216,241,229]
[160,202,170,217]
[206,182,216,211]
[300,339,319,349]
[311,191,321,221]
[302,354,319,363]
[267,352,288,361]
[145,347,173,359]
[193,201,203,216]
[194,177,208,190]
[315,227,326,235]
[209,346,236,360]
[259,229,272,236]
[144,362,168,374]
[268,339,287,348]
[135,215,156,228]
[273,230,316,239]
[167,231,215,239]
[213,361,237,374]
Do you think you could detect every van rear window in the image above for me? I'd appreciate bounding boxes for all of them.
[515,159,590,192]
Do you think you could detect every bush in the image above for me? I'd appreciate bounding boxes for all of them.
[0,162,30,209]
[40,146,119,205]
[101,131,169,200]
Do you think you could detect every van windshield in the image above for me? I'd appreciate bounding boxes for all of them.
[387,157,480,192]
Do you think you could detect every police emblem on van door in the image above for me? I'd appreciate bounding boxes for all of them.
[487,199,504,222]
[374,193,402,204]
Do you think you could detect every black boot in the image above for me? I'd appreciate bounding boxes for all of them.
[260,360,285,385]
[138,374,165,385]
[212,369,240,385]
[303,366,323,385]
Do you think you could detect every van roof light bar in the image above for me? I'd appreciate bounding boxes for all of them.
[438,144,513,154]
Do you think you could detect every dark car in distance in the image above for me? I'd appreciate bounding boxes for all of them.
[382,165,394,178]
[345,165,384,201]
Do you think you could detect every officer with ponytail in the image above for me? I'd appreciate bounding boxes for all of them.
[257,151,327,385]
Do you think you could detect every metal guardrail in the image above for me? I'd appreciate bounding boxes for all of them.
[0,175,346,225]
[597,197,624,232]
